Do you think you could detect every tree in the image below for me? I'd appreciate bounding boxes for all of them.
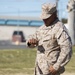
[61,18,67,23]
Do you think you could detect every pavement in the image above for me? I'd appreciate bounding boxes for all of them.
[0,40,27,49]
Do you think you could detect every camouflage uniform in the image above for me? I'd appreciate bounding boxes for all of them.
[28,19,72,75]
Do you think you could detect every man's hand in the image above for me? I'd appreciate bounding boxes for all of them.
[27,38,38,47]
[49,65,57,75]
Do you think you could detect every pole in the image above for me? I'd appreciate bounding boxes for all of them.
[56,0,58,8]
[67,0,75,45]
[56,0,59,17]
[73,0,75,45]
[17,9,20,35]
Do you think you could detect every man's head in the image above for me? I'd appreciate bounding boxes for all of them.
[40,3,57,26]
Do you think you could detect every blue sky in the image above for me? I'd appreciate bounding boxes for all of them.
[0,0,69,19]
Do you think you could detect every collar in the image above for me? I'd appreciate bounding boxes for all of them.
[44,18,59,30]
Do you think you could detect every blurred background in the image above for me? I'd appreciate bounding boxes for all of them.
[0,0,69,48]
[0,0,75,75]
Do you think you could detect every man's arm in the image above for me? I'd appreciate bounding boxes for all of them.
[26,30,39,48]
[53,27,72,71]
[27,38,38,48]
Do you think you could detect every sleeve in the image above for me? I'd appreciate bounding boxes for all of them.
[28,31,39,40]
[53,26,72,70]
[26,29,40,47]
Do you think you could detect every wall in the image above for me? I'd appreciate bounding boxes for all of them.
[0,25,39,41]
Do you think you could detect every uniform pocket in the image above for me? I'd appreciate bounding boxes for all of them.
[47,51,60,64]
[37,54,50,74]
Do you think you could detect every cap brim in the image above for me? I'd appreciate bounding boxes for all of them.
[40,14,51,19]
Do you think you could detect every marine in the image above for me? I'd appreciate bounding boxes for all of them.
[27,3,72,75]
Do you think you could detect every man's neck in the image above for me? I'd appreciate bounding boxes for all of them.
[47,17,58,26]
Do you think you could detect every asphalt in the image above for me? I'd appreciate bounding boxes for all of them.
[0,40,27,49]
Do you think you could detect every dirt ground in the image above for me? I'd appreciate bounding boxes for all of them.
[61,72,75,75]
[3,72,75,75]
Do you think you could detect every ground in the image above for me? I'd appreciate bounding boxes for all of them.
[1,72,74,75]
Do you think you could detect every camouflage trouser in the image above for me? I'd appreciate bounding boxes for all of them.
[34,53,65,75]
[34,65,60,75]
[34,62,65,75]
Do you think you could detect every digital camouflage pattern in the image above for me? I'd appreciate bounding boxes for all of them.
[41,3,56,19]
[27,19,72,75]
